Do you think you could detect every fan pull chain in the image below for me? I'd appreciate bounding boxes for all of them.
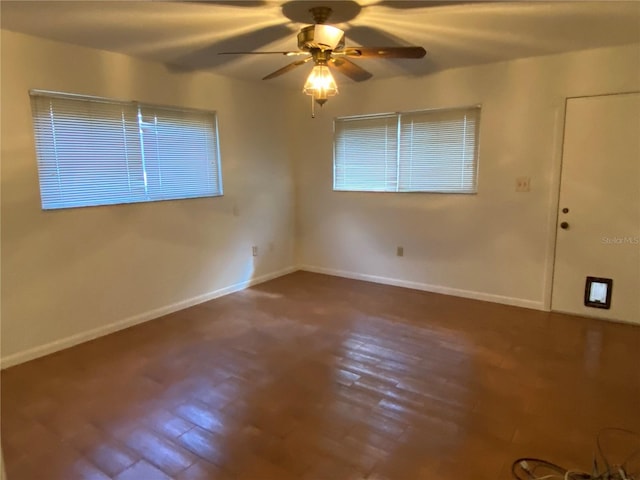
[311,95,316,118]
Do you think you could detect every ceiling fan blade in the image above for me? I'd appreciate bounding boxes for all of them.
[329,57,373,82]
[168,24,292,71]
[340,46,427,59]
[341,25,425,58]
[263,56,312,80]
[218,51,306,56]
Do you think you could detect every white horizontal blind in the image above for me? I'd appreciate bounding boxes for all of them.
[334,114,398,191]
[333,106,480,193]
[30,91,222,210]
[139,106,221,201]
[399,107,479,193]
[31,95,143,209]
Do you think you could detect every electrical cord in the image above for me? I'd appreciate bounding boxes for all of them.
[597,428,640,477]
[511,428,639,480]
[511,459,590,480]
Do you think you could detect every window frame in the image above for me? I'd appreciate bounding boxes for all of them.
[333,105,481,194]
[29,89,223,210]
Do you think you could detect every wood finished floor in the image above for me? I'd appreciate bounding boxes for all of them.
[2,271,639,480]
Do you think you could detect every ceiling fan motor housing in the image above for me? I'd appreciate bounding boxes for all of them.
[298,24,345,52]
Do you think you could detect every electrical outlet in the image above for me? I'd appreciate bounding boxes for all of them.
[252,246,258,257]
[397,246,404,257]
[516,176,531,192]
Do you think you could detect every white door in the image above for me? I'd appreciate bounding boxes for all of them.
[552,93,640,324]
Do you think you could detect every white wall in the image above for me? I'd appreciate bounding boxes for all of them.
[2,30,638,367]
[0,30,296,366]
[294,44,640,310]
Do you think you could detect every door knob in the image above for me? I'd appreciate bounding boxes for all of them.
[560,221,569,230]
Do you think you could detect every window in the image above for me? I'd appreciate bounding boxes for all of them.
[30,90,222,210]
[334,106,480,193]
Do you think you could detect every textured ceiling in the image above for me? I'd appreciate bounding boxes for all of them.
[2,0,639,89]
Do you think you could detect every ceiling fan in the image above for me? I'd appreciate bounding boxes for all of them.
[218,5,426,113]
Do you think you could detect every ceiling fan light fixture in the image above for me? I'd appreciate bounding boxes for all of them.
[298,24,345,51]
[303,64,338,107]
[218,4,426,117]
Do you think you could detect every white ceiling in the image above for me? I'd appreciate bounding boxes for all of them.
[2,0,639,89]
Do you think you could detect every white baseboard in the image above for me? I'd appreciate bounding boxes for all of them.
[1,264,546,368]
[299,264,545,311]
[0,266,298,369]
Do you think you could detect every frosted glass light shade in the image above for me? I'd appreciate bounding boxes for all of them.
[303,65,338,106]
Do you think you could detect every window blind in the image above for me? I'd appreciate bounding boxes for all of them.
[399,107,479,193]
[139,106,221,201]
[334,114,399,192]
[30,91,222,210]
[333,106,480,193]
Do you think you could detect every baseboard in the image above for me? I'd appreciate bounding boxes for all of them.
[299,264,545,311]
[0,266,298,369]
[1,264,545,368]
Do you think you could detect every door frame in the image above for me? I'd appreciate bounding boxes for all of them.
[543,90,640,313]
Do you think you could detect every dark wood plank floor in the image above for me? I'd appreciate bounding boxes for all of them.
[2,271,639,479]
